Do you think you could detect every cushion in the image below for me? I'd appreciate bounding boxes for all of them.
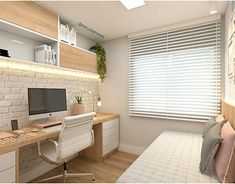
[202,117,217,139]
[202,115,226,139]
[215,114,227,125]
[200,123,222,174]
[215,122,235,183]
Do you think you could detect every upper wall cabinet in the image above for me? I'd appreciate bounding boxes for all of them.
[60,43,97,73]
[0,2,58,39]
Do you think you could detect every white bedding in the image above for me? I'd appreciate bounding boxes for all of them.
[117,131,219,183]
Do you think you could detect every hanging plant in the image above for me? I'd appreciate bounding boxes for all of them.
[90,43,106,82]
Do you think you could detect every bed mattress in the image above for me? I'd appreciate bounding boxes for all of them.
[117,131,219,183]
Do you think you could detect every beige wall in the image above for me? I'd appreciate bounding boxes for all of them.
[76,34,95,50]
[224,1,235,105]
[99,37,204,154]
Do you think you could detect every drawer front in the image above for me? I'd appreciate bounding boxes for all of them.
[60,43,97,73]
[0,151,15,172]
[103,119,119,130]
[102,119,119,156]
[0,167,15,183]
[103,139,119,156]
[103,125,119,138]
[103,134,119,147]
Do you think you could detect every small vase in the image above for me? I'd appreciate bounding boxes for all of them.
[72,103,84,115]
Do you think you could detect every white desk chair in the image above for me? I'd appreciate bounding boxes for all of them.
[37,112,95,183]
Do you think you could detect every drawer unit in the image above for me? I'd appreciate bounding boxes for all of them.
[102,119,119,156]
[0,151,15,172]
[0,167,15,183]
[0,151,16,183]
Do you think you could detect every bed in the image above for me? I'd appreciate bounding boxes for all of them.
[117,131,219,183]
[117,100,235,183]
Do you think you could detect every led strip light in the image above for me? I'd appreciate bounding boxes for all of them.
[0,57,99,80]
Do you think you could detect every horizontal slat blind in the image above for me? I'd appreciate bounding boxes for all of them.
[129,21,221,122]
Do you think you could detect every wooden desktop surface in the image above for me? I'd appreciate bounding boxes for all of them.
[0,113,119,154]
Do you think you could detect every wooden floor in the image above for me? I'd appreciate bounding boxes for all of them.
[32,151,138,183]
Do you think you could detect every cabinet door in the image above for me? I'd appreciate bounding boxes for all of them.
[60,43,97,73]
[0,151,15,172]
[102,119,119,156]
[0,2,58,39]
[0,167,15,183]
[0,151,16,183]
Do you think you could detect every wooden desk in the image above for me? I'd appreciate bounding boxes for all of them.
[0,113,119,183]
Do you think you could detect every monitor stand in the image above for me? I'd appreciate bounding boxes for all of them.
[32,118,63,129]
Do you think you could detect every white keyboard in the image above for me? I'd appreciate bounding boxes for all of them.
[42,125,62,133]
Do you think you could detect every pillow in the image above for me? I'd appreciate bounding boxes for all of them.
[215,114,227,125]
[202,117,217,139]
[200,123,222,174]
[215,122,235,183]
[202,115,227,139]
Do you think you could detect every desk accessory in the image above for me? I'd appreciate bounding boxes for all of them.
[0,48,10,57]
[31,128,39,132]
[11,119,18,131]
[73,94,84,115]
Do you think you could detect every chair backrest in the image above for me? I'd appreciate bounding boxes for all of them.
[58,112,95,160]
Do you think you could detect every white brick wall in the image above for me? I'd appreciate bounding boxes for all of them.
[0,68,98,182]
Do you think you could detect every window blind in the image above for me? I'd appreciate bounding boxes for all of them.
[129,21,221,122]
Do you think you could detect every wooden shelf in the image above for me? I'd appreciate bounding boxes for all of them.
[0,19,57,44]
[0,56,98,80]
[0,1,98,75]
[0,1,58,39]
[60,43,97,73]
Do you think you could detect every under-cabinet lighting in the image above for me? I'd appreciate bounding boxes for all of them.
[120,0,145,10]
[0,58,99,80]
[11,39,24,44]
[210,10,218,15]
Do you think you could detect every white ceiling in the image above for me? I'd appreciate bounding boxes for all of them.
[37,1,228,41]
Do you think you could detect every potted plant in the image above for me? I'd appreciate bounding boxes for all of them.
[90,43,106,82]
[72,94,84,115]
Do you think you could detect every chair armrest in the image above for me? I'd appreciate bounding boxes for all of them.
[38,139,59,165]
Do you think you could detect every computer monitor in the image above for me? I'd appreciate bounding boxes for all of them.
[28,88,67,121]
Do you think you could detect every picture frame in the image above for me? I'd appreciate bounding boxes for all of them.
[228,10,235,41]
[228,9,235,80]
[228,39,234,79]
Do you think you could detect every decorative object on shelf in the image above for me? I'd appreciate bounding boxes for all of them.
[90,43,106,82]
[59,23,76,46]
[35,44,56,65]
[73,94,84,115]
[75,95,83,104]
[76,89,100,113]
[0,48,10,58]
[72,103,84,115]
[78,22,105,40]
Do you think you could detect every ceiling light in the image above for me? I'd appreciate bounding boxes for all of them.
[120,0,145,10]
[210,10,218,15]
[209,1,218,15]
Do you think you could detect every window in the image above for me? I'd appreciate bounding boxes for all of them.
[129,21,221,122]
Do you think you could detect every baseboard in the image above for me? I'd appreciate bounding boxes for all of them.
[118,143,145,155]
